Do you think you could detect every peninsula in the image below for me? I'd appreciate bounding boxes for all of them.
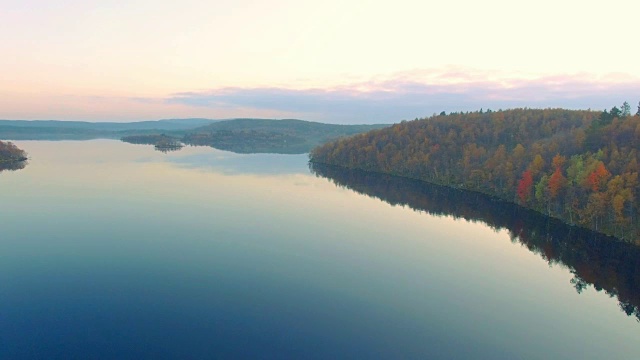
[0,140,28,172]
[310,104,640,242]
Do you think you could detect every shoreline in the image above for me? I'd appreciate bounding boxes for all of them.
[309,159,637,245]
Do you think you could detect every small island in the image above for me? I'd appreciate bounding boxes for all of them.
[121,134,184,152]
[0,140,28,172]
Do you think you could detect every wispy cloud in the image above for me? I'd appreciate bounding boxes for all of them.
[164,69,640,124]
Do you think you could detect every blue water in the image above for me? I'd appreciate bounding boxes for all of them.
[0,140,638,359]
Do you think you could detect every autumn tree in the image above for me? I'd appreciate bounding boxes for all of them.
[517,170,534,203]
[586,162,610,192]
[529,154,545,177]
[549,167,567,199]
[310,106,640,241]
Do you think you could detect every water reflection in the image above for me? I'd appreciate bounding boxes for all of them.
[122,138,308,155]
[154,144,183,153]
[0,160,27,172]
[310,163,640,322]
[165,149,309,176]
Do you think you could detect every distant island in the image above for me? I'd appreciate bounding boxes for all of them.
[122,118,389,154]
[0,140,28,172]
[310,103,640,243]
[0,118,389,154]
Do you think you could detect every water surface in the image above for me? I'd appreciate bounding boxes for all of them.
[1,140,638,359]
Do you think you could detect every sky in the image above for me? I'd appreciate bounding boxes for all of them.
[1,0,639,123]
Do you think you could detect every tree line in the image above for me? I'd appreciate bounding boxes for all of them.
[310,104,640,242]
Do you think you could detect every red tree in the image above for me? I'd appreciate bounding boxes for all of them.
[587,162,610,191]
[548,167,566,198]
[517,170,533,202]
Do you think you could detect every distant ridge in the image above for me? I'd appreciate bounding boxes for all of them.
[0,118,220,132]
[121,118,390,154]
[0,117,391,154]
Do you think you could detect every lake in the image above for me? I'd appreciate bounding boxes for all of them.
[1,140,638,359]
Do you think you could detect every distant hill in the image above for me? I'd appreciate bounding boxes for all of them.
[0,118,389,152]
[180,119,389,153]
[0,117,390,154]
[0,118,221,140]
[0,118,218,130]
[192,118,382,134]
[120,118,390,154]
[310,105,640,242]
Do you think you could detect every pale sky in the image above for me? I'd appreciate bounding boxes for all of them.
[1,0,639,123]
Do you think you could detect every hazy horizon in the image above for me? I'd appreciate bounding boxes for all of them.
[0,99,632,125]
[2,0,639,123]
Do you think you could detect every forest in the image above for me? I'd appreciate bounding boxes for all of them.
[122,119,388,154]
[0,140,28,172]
[182,130,308,154]
[181,119,387,153]
[310,103,640,242]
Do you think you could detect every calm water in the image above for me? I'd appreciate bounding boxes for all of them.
[1,140,638,359]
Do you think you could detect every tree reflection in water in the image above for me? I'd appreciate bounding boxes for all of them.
[310,162,640,322]
[0,159,26,173]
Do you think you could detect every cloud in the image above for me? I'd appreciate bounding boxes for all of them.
[165,69,640,124]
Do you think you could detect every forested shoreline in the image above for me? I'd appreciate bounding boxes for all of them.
[121,119,388,154]
[0,140,28,172]
[0,141,27,161]
[310,163,640,321]
[310,104,640,243]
